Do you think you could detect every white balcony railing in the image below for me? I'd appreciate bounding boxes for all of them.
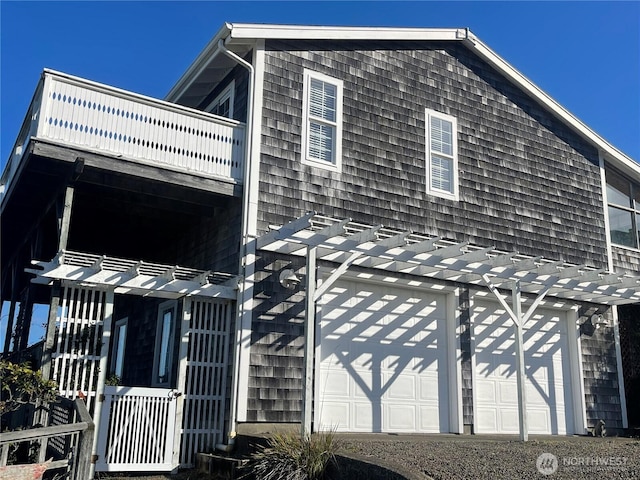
[1,70,245,198]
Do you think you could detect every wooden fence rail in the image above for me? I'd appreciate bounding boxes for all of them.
[0,397,94,480]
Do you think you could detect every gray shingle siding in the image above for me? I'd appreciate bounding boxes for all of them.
[248,39,616,425]
[175,200,242,274]
[580,321,624,433]
[259,40,606,267]
[247,252,306,422]
[612,246,640,275]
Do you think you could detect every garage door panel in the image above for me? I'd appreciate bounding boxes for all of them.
[385,373,416,400]
[320,285,354,307]
[353,403,374,430]
[353,371,373,399]
[318,402,350,431]
[528,410,551,433]
[319,370,350,397]
[386,404,416,431]
[473,301,573,435]
[320,338,351,366]
[319,281,449,433]
[418,373,440,402]
[476,380,497,403]
[419,405,442,431]
[476,407,499,432]
[500,409,519,432]
[498,381,518,404]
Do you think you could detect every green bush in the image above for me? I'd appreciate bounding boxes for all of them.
[246,430,340,480]
[0,360,57,416]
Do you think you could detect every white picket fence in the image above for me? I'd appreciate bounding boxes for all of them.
[2,69,245,196]
[95,386,178,472]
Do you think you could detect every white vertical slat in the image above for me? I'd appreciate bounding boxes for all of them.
[95,387,177,472]
[55,286,75,397]
[180,299,231,467]
[34,73,245,181]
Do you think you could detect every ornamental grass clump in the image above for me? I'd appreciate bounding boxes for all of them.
[247,430,340,480]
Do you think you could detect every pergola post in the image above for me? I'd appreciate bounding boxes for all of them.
[512,281,528,441]
[301,246,317,436]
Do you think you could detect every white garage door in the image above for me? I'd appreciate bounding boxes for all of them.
[317,281,450,433]
[473,301,575,435]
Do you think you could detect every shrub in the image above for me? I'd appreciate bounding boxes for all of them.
[0,361,57,416]
[247,430,340,480]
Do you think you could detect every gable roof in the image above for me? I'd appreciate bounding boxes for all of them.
[167,23,638,178]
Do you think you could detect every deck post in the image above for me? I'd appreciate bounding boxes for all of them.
[3,263,17,353]
[40,282,61,382]
[58,186,74,251]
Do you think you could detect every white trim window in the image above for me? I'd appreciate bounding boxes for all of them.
[153,300,177,387]
[206,80,235,119]
[425,109,459,200]
[302,70,343,171]
[110,317,128,379]
[606,168,640,249]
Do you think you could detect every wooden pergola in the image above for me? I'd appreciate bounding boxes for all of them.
[256,212,640,440]
[27,250,239,300]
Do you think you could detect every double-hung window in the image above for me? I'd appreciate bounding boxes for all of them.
[302,70,343,171]
[425,109,459,200]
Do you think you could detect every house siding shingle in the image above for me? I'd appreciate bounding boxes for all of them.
[580,319,624,432]
[258,40,606,267]
[247,39,616,425]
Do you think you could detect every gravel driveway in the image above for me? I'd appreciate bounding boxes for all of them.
[339,434,639,480]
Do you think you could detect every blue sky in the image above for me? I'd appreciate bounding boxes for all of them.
[1,0,639,166]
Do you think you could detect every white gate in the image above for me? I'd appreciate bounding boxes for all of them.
[95,386,178,472]
[179,299,232,466]
[50,285,109,415]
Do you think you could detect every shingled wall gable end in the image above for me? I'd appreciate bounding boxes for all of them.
[259,39,607,268]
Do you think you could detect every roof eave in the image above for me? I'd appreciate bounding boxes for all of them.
[226,23,468,41]
[167,22,638,175]
[165,22,234,103]
[461,32,638,174]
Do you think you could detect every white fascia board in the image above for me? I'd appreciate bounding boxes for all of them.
[226,23,466,41]
[462,32,639,175]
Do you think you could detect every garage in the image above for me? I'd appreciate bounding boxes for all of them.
[316,280,452,433]
[473,301,575,435]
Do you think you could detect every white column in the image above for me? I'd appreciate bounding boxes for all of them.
[302,246,317,435]
[512,282,528,442]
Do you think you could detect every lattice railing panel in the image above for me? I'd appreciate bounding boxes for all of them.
[180,300,231,466]
[50,285,106,416]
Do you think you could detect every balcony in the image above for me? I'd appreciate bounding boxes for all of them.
[1,70,246,201]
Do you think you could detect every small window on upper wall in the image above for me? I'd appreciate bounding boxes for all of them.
[425,109,459,200]
[302,70,343,171]
[206,80,235,119]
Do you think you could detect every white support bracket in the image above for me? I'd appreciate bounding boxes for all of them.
[313,251,363,302]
